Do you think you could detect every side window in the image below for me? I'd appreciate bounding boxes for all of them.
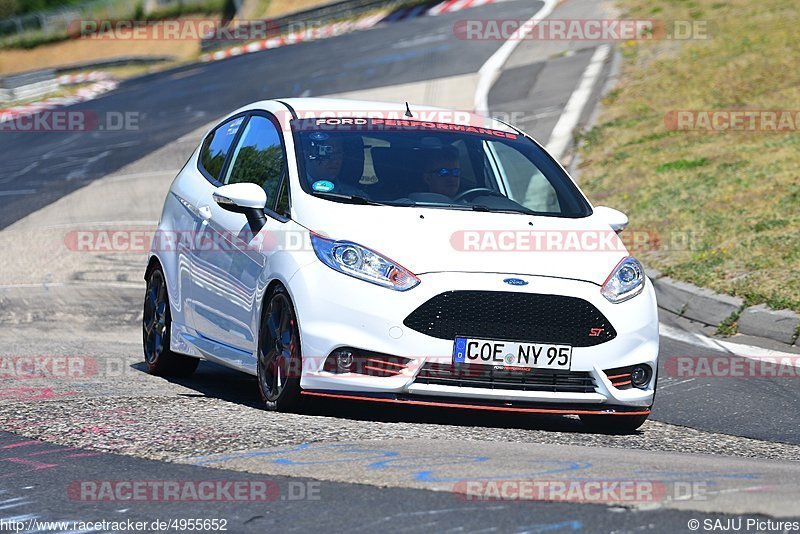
[223,115,285,204]
[199,116,244,181]
[490,140,561,213]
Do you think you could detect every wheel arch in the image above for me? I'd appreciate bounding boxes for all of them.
[144,254,162,281]
[258,278,305,358]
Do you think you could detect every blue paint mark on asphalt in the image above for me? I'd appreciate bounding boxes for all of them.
[415,460,593,483]
[367,455,490,470]
[272,445,399,465]
[192,444,761,493]
[192,444,594,482]
[191,443,310,466]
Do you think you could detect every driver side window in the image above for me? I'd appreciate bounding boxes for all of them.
[223,115,285,205]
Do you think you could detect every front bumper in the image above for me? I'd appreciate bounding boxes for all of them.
[287,263,659,410]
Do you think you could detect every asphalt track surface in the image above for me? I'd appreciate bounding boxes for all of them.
[0,431,766,534]
[1,0,799,531]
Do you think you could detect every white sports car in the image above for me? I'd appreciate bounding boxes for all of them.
[143,98,659,432]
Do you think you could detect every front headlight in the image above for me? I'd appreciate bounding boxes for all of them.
[310,234,420,291]
[601,256,645,303]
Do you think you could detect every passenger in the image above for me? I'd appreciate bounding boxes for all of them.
[306,136,345,184]
[305,134,366,196]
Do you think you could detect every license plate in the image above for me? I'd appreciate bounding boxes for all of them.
[453,337,572,370]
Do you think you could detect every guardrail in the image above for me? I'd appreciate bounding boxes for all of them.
[199,0,414,52]
[0,57,175,104]
[0,69,58,103]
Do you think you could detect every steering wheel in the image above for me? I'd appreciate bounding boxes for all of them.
[452,188,504,203]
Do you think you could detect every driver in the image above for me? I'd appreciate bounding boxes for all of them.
[421,146,461,199]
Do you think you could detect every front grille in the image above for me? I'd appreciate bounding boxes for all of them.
[403,291,616,347]
[415,361,597,393]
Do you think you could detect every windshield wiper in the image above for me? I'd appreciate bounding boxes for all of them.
[408,201,472,211]
[476,205,537,215]
[409,201,535,215]
[310,192,385,206]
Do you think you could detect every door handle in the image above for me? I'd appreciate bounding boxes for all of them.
[198,205,212,221]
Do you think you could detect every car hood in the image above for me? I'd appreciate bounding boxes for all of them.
[298,203,629,285]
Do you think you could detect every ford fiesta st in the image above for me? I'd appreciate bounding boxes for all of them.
[142,98,659,432]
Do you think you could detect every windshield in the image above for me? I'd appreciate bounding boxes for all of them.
[291,118,592,217]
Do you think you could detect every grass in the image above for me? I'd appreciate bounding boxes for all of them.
[578,0,800,313]
[0,25,199,75]
[0,0,231,50]
[716,309,743,336]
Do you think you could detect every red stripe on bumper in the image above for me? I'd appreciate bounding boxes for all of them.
[301,391,651,416]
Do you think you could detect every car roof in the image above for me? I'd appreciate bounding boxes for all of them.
[266,97,518,134]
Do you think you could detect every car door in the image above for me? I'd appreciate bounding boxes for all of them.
[188,112,288,365]
[172,114,245,343]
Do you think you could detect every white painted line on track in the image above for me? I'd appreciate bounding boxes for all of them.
[104,170,181,183]
[660,323,800,361]
[659,322,722,351]
[473,0,558,114]
[545,44,611,160]
[657,378,696,390]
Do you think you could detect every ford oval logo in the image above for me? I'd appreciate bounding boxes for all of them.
[503,278,528,286]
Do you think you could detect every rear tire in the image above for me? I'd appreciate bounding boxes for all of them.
[257,285,303,412]
[579,413,649,434]
[143,265,199,377]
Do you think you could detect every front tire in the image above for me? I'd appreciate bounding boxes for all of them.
[257,285,303,412]
[143,265,199,377]
[579,413,649,434]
